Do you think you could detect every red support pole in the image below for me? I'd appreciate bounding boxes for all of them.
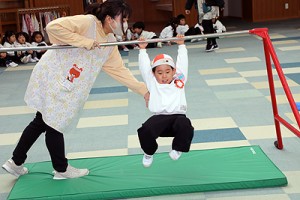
[249,28,300,149]
[263,37,283,149]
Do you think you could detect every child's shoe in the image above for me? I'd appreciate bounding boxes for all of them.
[33,57,39,61]
[6,61,18,68]
[169,150,182,160]
[212,44,219,50]
[205,44,214,52]
[21,55,31,63]
[29,57,37,63]
[123,47,129,52]
[53,165,89,180]
[2,159,28,177]
[133,46,140,50]
[157,42,162,48]
[142,154,153,167]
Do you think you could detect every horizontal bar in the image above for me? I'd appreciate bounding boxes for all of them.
[0,30,250,52]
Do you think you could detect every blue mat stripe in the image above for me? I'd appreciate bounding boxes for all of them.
[271,36,300,41]
[286,73,300,84]
[278,62,300,68]
[192,128,246,143]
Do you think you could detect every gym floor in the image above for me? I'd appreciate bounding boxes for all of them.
[0,17,300,200]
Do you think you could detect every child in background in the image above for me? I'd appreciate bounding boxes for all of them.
[2,31,22,64]
[125,27,140,50]
[116,34,130,52]
[137,35,194,167]
[15,32,38,63]
[131,21,161,48]
[159,17,179,46]
[31,31,48,59]
[0,33,18,68]
[116,21,130,52]
[176,14,204,43]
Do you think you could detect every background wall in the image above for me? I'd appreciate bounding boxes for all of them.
[242,0,300,22]
[251,0,300,22]
[30,0,84,15]
[226,0,242,18]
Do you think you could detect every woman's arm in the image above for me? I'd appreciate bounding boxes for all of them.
[46,15,95,50]
[102,47,148,96]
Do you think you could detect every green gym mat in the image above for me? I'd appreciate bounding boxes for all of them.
[8,145,287,200]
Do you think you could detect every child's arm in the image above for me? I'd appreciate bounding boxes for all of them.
[3,42,15,56]
[137,37,148,49]
[138,38,152,87]
[25,42,33,54]
[175,35,188,82]
[0,45,7,59]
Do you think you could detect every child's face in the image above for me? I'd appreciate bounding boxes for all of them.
[153,65,176,84]
[34,34,43,43]
[8,35,16,43]
[17,35,26,44]
[179,18,186,25]
[133,28,142,35]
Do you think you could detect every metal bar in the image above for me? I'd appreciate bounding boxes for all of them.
[0,30,250,52]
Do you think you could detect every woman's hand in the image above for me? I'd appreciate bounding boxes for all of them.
[92,41,100,49]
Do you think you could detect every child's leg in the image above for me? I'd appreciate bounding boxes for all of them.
[147,36,158,48]
[185,27,197,36]
[171,115,194,152]
[8,54,20,64]
[32,51,39,60]
[138,115,171,155]
[0,57,6,67]
[36,52,42,59]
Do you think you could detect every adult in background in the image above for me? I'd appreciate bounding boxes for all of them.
[2,0,149,180]
[185,0,220,52]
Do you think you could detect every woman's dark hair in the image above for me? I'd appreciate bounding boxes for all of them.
[85,0,132,24]
[31,31,45,43]
[2,30,15,45]
[16,32,30,43]
[132,21,145,30]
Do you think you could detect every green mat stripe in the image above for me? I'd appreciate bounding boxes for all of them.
[8,145,287,200]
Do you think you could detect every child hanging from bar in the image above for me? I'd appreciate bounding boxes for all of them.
[137,35,194,167]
